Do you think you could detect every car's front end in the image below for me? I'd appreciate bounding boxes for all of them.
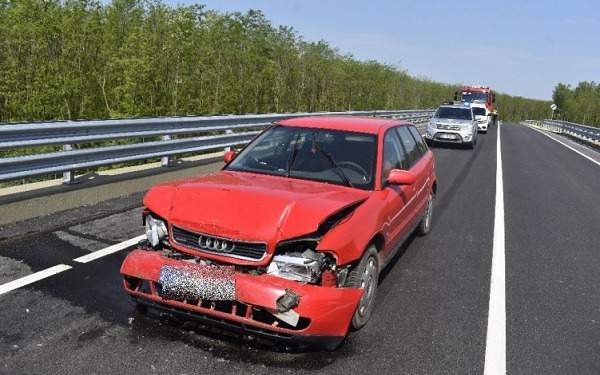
[425,112,476,145]
[475,116,489,132]
[121,248,363,350]
[471,103,490,133]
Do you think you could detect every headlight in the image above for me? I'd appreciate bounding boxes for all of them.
[145,215,168,247]
[267,253,321,283]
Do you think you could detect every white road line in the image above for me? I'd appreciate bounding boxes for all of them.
[0,264,72,296]
[0,235,144,296]
[484,123,507,374]
[73,235,145,263]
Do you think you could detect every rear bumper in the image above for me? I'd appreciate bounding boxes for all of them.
[120,249,363,350]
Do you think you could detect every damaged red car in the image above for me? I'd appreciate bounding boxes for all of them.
[120,115,437,350]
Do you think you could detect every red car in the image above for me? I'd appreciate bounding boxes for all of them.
[120,116,437,350]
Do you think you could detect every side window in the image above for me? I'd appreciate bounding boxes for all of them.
[381,130,408,186]
[396,126,420,168]
[407,125,427,156]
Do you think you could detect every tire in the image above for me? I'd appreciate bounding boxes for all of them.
[345,245,379,331]
[416,191,434,236]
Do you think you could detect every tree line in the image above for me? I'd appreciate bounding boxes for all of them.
[552,82,600,126]
[0,0,582,127]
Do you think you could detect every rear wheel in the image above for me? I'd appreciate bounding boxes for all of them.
[346,245,379,331]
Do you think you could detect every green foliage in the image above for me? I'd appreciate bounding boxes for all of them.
[0,0,567,125]
[552,82,600,126]
[494,93,552,123]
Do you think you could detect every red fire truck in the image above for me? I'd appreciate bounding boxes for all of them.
[454,85,497,124]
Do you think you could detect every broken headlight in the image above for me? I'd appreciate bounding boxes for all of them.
[145,215,168,247]
[267,250,325,284]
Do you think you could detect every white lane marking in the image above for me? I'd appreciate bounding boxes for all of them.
[530,126,600,167]
[484,123,507,374]
[0,264,72,296]
[0,235,144,295]
[73,235,145,263]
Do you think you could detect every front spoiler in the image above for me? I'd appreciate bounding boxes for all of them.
[120,249,364,350]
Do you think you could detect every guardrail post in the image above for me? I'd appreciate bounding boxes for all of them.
[62,144,80,185]
[224,129,234,152]
[161,135,173,167]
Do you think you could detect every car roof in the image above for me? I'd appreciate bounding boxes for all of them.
[275,115,412,134]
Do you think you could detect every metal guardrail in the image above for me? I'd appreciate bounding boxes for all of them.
[0,110,434,184]
[521,120,600,145]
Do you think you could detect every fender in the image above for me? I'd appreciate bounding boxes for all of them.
[317,191,389,265]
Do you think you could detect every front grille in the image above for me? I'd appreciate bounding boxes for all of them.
[436,123,462,130]
[171,225,267,261]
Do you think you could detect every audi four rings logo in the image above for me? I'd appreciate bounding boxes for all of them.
[198,235,235,253]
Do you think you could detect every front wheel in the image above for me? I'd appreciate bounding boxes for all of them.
[345,245,379,331]
[416,191,434,236]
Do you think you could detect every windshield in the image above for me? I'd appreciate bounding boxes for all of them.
[434,107,473,120]
[460,91,488,103]
[225,125,377,190]
[472,107,486,116]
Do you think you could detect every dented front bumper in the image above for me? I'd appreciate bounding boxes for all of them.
[120,249,363,350]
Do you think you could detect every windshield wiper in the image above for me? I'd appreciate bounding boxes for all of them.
[285,132,302,177]
[311,141,354,188]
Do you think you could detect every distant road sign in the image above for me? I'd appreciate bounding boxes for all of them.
[550,104,558,110]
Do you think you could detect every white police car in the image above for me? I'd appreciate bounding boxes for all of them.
[471,102,491,133]
[425,102,478,149]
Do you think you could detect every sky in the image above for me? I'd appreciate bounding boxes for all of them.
[160,0,599,101]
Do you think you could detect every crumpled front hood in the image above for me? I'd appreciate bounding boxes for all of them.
[144,171,369,243]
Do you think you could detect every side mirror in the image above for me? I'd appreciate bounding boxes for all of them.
[224,151,237,163]
[387,169,416,185]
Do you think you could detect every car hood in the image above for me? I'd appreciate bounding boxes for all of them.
[432,118,473,125]
[144,171,369,242]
